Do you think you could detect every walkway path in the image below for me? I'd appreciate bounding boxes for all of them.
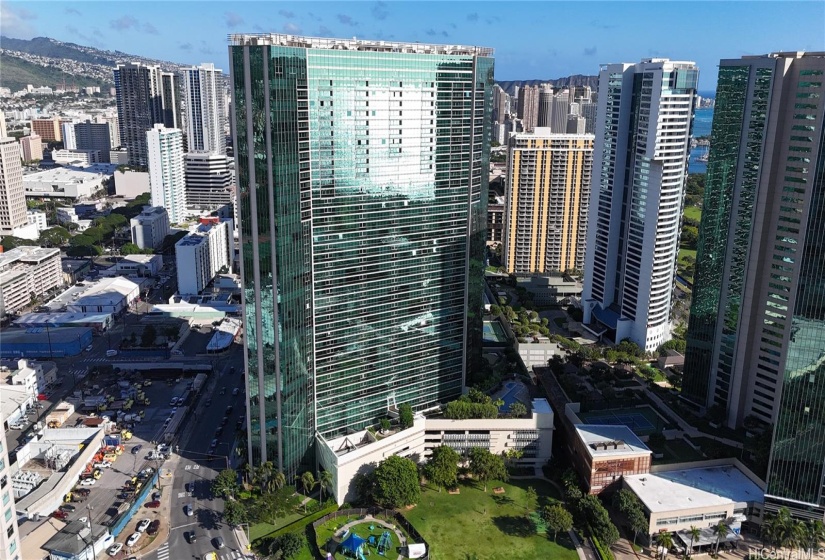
[333,515,407,560]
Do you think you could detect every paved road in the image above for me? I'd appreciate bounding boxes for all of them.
[141,356,248,560]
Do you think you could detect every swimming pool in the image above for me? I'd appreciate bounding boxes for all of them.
[483,321,508,343]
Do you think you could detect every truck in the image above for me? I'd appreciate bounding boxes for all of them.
[191,373,208,393]
[83,396,106,409]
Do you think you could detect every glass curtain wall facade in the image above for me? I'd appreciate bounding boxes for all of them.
[676,52,825,516]
[230,35,493,477]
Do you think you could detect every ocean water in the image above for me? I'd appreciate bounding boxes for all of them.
[689,107,714,174]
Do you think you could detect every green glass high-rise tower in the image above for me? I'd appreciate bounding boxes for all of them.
[680,52,825,517]
[229,34,493,476]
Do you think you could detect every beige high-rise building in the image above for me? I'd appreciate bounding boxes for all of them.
[30,117,61,141]
[19,134,43,162]
[0,137,27,233]
[503,129,594,274]
[517,85,540,132]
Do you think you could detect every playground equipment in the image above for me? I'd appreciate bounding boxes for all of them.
[339,532,368,559]
[377,531,391,556]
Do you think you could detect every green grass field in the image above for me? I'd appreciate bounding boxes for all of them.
[402,479,577,560]
[684,206,702,222]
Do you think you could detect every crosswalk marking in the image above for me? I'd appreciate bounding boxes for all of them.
[219,552,244,560]
[157,543,169,560]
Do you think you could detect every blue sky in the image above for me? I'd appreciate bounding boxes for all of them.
[3,1,824,90]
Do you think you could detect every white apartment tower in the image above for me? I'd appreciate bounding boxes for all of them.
[175,220,230,295]
[181,63,226,155]
[0,388,21,560]
[147,125,186,223]
[582,59,698,352]
[0,137,27,235]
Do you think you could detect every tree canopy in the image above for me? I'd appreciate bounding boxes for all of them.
[542,504,573,541]
[211,468,239,500]
[468,447,508,492]
[373,455,420,508]
[398,402,414,429]
[423,445,460,492]
[38,226,71,248]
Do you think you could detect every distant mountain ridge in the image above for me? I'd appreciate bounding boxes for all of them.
[0,36,186,92]
[496,75,599,96]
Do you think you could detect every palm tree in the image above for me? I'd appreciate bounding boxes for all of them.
[259,461,274,494]
[319,470,334,505]
[241,463,253,490]
[807,520,825,559]
[300,471,316,513]
[714,522,730,556]
[271,470,286,492]
[791,521,809,557]
[655,532,674,560]
[685,525,701,560]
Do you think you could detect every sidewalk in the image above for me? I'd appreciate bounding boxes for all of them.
[130,454,179,558]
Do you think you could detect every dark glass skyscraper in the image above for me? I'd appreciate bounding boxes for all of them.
[679,52,825,517]
[229,34,493,476]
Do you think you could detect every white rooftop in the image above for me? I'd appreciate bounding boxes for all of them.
[575,424,651,458]
[624,465,764,513]
[0,246,59,269]
[47,276,139,309]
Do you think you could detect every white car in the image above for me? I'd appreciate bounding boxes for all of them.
[107,543,123,556]
[126,531,141,546]
[93,462,111,469]
[79,478,96,486]
[85,345,93,352]
[136,518,151,532]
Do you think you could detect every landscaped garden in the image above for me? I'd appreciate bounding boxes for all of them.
[403,479,578,560]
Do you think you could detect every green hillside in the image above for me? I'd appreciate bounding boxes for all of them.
[0,55,109,92]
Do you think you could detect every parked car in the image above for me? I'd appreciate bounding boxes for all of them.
[184,504,193,516]
[108,543,123,556]
[214,536,225,549]
[126,532,141,546]
[145,500,160,509]
[51,510,68,520]
[186,481,195,493]
[79,478,96,486]
[73,488,91,497]
[59,504,76,513]
[136,518,151,532]
[146,520,161,535]
[188,531,197,543]
[131,444,142,455]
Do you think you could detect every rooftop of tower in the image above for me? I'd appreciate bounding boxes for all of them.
[228,33,494,57]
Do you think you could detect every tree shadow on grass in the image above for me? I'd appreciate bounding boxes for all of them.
[492,494,515,507]
[491,515,535,538]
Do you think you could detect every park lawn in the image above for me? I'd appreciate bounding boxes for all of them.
[403,479,577,560]
[684,206,702,222]
[249,509,308,542]
[678,248,697,262]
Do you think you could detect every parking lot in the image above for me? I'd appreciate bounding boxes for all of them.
[28,371,216,538]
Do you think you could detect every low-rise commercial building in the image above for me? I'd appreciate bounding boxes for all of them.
[23,165,110,200]
[571,424,652,494]
[3,358,58,397]
[113,254,162,277]
[130,206,170,250]
[0,246,63,317]
[50,149,102,166]
[0,327,94,358]
[624,460,764,547]
[318,399,555,505]
[13,312,113,333]
[41,520,112,560]
[515,274,582,306]
[55,276,140,314]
